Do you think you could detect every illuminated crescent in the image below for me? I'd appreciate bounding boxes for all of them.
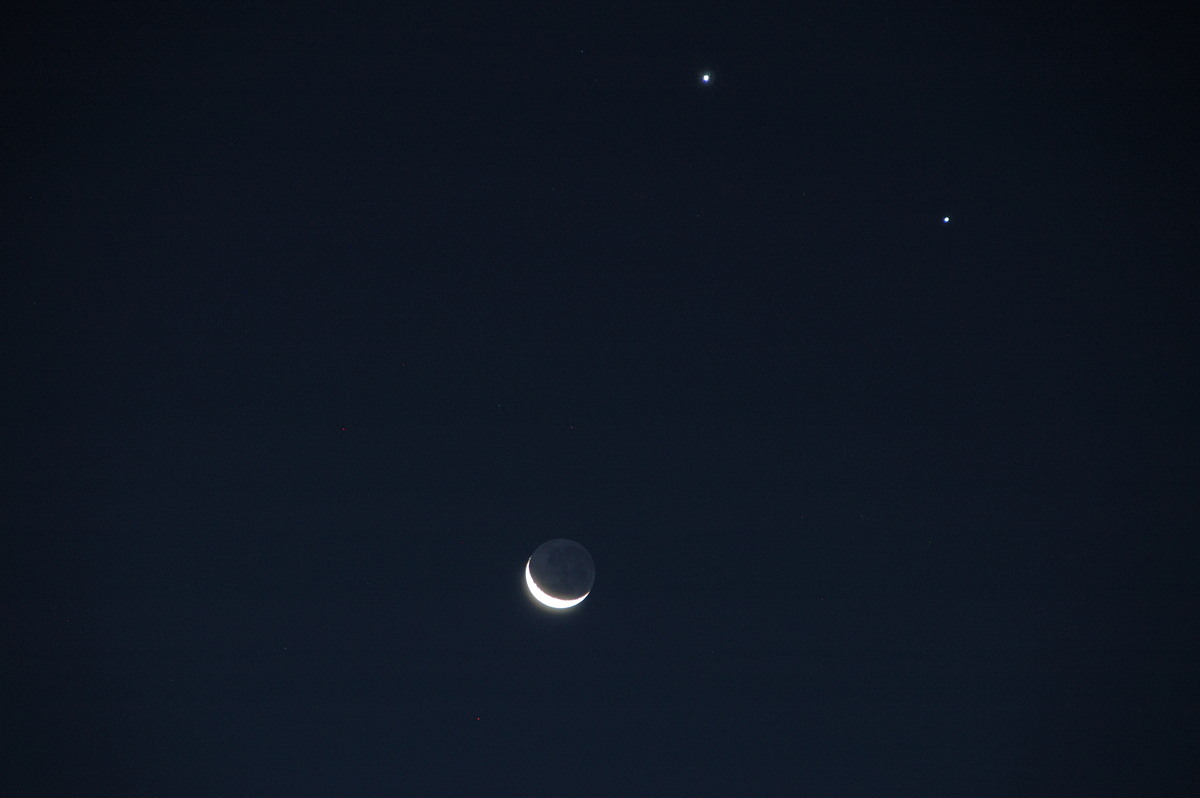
[525,558,589,609]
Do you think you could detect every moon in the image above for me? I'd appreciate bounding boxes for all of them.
[525,538,595,610]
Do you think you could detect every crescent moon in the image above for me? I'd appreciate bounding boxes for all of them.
[525,558,588,609]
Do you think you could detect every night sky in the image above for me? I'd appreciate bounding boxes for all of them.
[5,3,1198,794]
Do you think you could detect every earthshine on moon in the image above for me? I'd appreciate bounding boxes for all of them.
[525,539,595,610]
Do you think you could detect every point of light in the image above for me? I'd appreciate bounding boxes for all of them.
[700,72,711,84]
[942,216,950,223]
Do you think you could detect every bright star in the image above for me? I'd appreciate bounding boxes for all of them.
[700,72,711,84]
[942,216,950,223]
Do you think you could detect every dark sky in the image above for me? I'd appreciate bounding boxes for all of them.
[5,2,1198,794]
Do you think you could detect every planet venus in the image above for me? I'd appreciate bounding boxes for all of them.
[525,539,595,609]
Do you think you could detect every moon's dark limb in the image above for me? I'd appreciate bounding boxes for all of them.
[528,539,595,600]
